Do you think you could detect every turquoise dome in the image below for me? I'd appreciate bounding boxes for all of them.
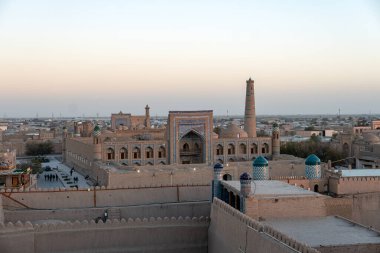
[253,156,268,167]
[305,154,321,166]
[93,125,100,132]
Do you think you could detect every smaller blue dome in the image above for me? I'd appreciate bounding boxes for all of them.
[213,163,224,171]
[93,125,101,132]
[305,154,321,166]
[253,156,269,167]
[240,172,252,181]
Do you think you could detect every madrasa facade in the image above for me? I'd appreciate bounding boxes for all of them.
[63,78,280,168]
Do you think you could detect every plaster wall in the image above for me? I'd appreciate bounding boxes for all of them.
[108,168,213,187]
[0,217,209,253]
[331,177,380,195]
[208,198,319,253]
[4,202,211,223]
[316,244,380,253]
[102,158,307,189]
[351,192,380,230]
[245,196,327,220]
[0,185,210,210]
[324,197,353,219]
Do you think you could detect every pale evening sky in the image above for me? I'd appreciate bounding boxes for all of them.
[0,0,379,117]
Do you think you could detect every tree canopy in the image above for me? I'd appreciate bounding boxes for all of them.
[25,141,54,156]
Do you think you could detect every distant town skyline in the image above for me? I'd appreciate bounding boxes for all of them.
[0,0,379,117]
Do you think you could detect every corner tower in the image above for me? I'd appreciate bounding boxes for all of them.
[244,77,257,137]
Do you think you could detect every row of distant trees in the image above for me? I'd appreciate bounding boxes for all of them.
[281,135,345,163]
[25,141,54,156]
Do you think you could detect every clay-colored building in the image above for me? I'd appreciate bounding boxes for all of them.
[0,149,31,188]
[64,79,276,180]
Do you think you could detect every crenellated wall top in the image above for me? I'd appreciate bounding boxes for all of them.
[0,183,210,194]
[0,216,209,234]
[212,198,320,253]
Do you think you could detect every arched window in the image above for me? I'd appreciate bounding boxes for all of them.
[223,174,232,181]
[120,147,128,159]
[106,148,115,160]
[250,143,258,154]
[227,144,235,155]
[159,161,166,165]
[239,143,247,154]
[133,147,141,159]
[147,161,153,165]
[183,143,190,152]
[194,143,200,150]
[262,143,269,154]
[216,144,224,156]
[158,146,166,158]
[145,147,154,159]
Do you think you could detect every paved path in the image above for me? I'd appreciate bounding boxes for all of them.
[37,156,90,189]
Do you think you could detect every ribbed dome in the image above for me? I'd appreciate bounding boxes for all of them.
[305,154,321,166]
[93,125,101,137]
[219,123,248,138]
[253,156,268,167]
[240,172,252,181]
[363,133,380,144]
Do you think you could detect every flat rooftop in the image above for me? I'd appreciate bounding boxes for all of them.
[221,180,320,198]
[335,169,380,177]
[264,216,380,247]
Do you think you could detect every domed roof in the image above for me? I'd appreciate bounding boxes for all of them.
[213,163,224,171]
[93,125,100,132]
[240,172,252,181]
[219,123,248,139]
[212,132,219,139]
[305,154,321,166]
[363,133,380,144]
[93,125,101,137]
[253,156,268,167]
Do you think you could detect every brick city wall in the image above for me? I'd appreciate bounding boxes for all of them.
[4,201,211,223]
[0,216,209,253]
[0,184,210,210]
[245,195,328,220]
[330,176,380,195]
[208,198,320,253]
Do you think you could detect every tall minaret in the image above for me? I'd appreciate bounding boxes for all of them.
[145,105,151,128]
[244,77,257,137]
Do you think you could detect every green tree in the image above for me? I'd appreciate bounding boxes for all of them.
[281,141,344,162]
[25,141,54,156]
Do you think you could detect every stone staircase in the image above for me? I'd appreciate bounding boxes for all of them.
[107,208,121,220]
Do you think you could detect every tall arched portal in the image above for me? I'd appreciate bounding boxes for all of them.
[179,130,205,164]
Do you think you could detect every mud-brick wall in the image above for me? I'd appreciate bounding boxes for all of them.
[208,198,319,253]
[0,217,209,253]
